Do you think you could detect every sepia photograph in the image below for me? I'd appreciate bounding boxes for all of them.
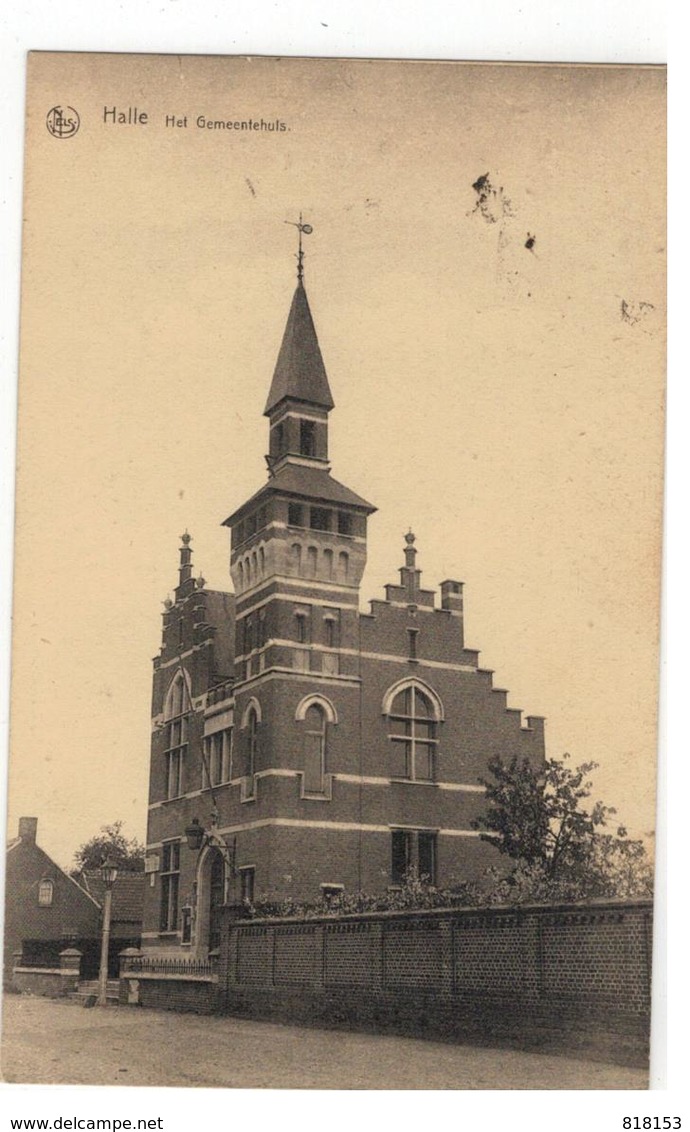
[2,49,665,1095]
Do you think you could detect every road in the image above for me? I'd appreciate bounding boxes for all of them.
[1,994,647,1090]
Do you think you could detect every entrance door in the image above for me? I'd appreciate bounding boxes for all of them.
[208,849,225,953]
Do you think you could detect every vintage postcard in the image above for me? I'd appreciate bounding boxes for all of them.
[3,53,665,1090]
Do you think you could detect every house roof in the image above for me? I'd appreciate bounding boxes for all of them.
[223,462,376,526]
[80,871,145,923]
[264,282,335,415]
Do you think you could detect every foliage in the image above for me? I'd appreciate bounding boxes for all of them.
[241,868,489,921]
[472,753,654,900]
[71,820,145,876]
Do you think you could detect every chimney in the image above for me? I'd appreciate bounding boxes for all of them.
[18,817,38,845]
[440,579,464,613]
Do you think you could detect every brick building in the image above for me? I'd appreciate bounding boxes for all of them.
[141,259,546,958]
[4,817,101,985]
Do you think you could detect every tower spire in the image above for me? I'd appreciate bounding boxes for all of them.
[285,213,313,284]
[264,218,334,418]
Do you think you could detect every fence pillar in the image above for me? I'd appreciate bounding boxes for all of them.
[58,948,82,996]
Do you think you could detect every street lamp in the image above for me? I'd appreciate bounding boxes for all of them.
[184,814,236,902]
[97,856,118,1007]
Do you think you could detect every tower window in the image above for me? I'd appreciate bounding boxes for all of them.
[303,702,327,795]
[338,511,353,535]
[324,611,340,649]
[295,608,309,643]
[288,503,304,527]
[309,507,331,531]
[300,420,316,457]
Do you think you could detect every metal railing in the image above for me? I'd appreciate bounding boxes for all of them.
[121,954,218,978]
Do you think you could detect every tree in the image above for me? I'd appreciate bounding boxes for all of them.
[71,821,145,876]
[473,754,653,901]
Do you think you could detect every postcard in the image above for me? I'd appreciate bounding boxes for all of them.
[3,53,665,1090]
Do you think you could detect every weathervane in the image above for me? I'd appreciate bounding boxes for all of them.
[285,213,313,282]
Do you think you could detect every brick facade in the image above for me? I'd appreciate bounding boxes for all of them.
[141,271,546,959]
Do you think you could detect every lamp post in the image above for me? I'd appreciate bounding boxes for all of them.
[97,856,118,1007]
[185,815,236,903]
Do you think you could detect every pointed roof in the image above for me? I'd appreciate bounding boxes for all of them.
[223,463,376,527]
[264,282,335,415]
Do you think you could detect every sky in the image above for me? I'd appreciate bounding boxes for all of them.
[6,54,665,869]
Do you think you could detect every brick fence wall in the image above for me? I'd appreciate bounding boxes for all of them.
[121,899,653,1064]
[222,900,652,1015]
[216,899,653,1063]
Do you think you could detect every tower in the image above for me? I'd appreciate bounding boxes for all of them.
[222,239,375,805]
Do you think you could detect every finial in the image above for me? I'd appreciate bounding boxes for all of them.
[197,574,206,589]
[163,596,173,610]
[404,529,416,545]
[181,530,192,546]
[285,213,313,283]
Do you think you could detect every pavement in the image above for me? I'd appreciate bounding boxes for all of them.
[1,994,648,1090]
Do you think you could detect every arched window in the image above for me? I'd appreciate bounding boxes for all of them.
[295,695,337,797]
[307,546,318,578]
[338,551,349,581]
[247,707,258,778]
[37,879,54,906]
[290,543,302,575]
[237,699,261,788]
[303,703,327,794]
[386,682,440,781]
[163,671,191,799]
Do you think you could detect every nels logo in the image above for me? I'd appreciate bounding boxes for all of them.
[46,106,80,139]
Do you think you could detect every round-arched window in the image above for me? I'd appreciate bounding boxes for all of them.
[387,684,439,781]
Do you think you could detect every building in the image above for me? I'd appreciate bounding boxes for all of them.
[4,817,101,986]
[141,250,546,958]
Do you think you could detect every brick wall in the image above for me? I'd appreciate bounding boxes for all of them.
[217,898,653,1062]
[121,899,653,1064]
[223,900,652,1015]
[119,973,219,1014]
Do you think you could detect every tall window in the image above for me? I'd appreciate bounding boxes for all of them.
[303,703,327,794]
[203,728,232,787]
[247,707,258,779]
[300,419,316,456]
[391,830,437,885]
[160,840,180,932]
[324,611,340,648]
[387,684,438,781]
[164,673,190,799]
